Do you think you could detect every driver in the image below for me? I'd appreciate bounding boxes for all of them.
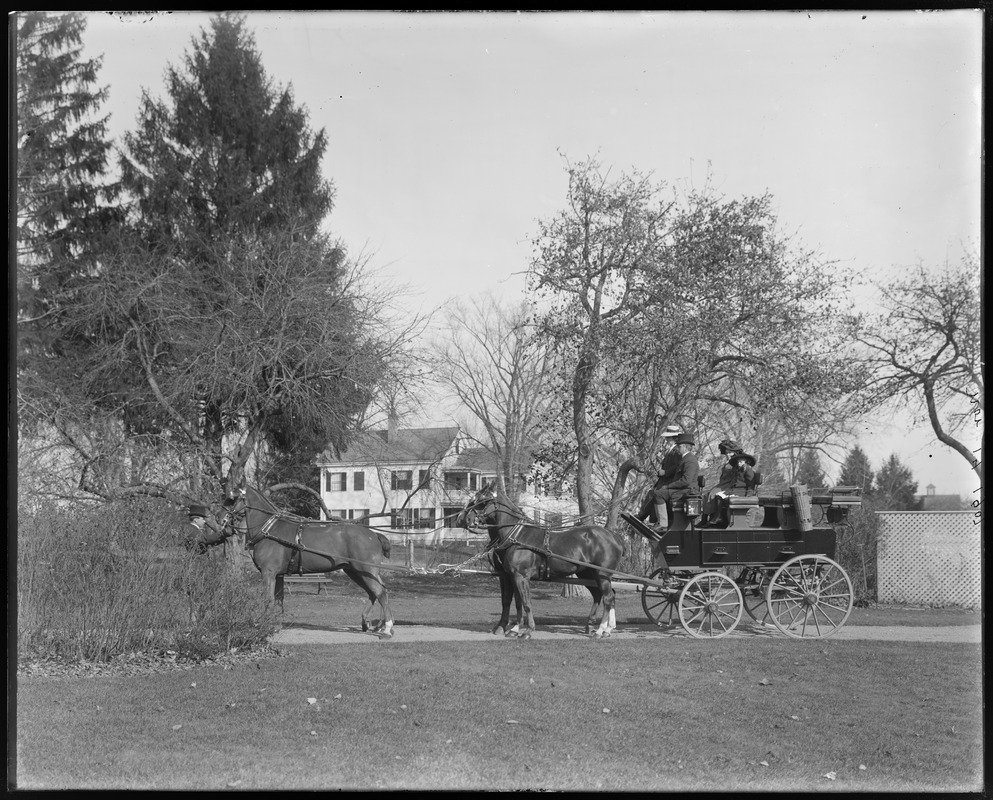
[641,433,700,533]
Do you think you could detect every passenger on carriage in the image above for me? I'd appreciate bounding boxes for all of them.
[636,424,682,527]
[637,432,700,533]
[698,439,760,527]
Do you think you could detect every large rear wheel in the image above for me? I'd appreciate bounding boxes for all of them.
[766,555,853,639]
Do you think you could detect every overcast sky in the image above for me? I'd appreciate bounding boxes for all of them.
[75,10,982,495]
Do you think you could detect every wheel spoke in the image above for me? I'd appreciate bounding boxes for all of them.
[678,573,742,639]
[767,556,853,638]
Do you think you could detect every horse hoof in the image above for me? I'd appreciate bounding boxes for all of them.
[519,631,532,641]
[361,622,369,632]
[503,630,518,638]
[376,631,393,640]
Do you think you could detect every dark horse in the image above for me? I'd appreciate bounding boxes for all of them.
[221,485,395,638]
[455,484,626,639]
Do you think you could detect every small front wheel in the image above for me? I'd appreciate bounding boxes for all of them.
[641,567,679,628]
[677,572,743,639]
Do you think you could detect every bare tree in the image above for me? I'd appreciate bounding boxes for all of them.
[18,228,420,509]
[850,256,982,483]
[529,156,866,525]
[428,293,556,498]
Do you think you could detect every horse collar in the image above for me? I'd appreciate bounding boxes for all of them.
[247,514,279,546]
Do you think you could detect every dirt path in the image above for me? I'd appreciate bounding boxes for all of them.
[271,622,982,646]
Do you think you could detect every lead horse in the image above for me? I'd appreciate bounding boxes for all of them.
[222,485,395,638]
[456,484,626,639]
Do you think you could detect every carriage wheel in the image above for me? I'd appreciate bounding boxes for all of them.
[765,555,853,639]
[677,572,743,639]
[640,567,679,628]
[739,567,773,627]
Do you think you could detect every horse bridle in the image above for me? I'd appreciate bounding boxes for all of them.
[462,492,525,537]
[221,488,281,546]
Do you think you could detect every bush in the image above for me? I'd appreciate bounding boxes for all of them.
[17,497,276,664]
[833,507,879,607]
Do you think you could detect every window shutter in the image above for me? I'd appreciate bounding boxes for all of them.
[354,471,365,491]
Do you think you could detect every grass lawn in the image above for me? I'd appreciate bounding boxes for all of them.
[278,571,982,631]
[15,574,984,793]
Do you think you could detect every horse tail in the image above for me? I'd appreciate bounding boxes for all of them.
[376,531,391,559]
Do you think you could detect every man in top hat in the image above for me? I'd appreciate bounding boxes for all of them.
[640,432,700,533]
[637,424,683,527]
[184,503,219,553]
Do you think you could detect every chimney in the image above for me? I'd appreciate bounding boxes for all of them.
[387,410,399,443]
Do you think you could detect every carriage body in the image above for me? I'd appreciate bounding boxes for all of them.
[653,486,861,568]
[625,485,862,640]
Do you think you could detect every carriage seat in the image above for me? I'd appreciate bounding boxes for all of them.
[722,494,760,529]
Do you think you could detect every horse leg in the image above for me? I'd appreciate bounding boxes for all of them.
[584,581,603,636]
[345,567,394,638]
[260,569,277,611]
[592,576,617,638]
[275,573,285,613]
[511,573,536,640]
[369,569,394,639]
[492,573,516,636]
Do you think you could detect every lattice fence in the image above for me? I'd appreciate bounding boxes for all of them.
[877,512,981,609]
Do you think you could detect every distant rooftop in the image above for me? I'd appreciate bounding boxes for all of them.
[318,426,461,466]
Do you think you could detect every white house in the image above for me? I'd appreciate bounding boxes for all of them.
[315,423,503,531]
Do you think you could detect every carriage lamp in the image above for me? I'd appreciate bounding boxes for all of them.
[684,497,703,518]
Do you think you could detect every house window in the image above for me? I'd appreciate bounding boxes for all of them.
[392,508,414,529]
[444,471,468,490]
[326,472,347,492]
[443,507,463,527]
[414,508,436,529]
[353,471,365,491]
[330,509,347,521]
[470,473,478,491]
[391,470,413,491]
[349,509,369,525]
[418,469,431,491]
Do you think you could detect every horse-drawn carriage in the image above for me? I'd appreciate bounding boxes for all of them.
[213,474,861,642]
[622,481,862,639]
[456,479,861,641]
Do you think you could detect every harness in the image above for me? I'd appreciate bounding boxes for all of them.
[491,520,557,580]
[228,498,336,572]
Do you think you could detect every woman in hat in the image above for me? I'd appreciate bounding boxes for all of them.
[699,439,759,525]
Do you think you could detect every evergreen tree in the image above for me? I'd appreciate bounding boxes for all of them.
[118,12,333,251]
[794,448,827,487]
[23,13,415,506]
[874,453,922,511]
[838,445,875,495]
[15,11,120,354]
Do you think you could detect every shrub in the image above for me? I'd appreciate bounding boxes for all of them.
[833,507,879,607]
[17,497,276,664]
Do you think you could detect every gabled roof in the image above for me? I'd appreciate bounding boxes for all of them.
[448,447,499,472]
[318,426,461,467]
